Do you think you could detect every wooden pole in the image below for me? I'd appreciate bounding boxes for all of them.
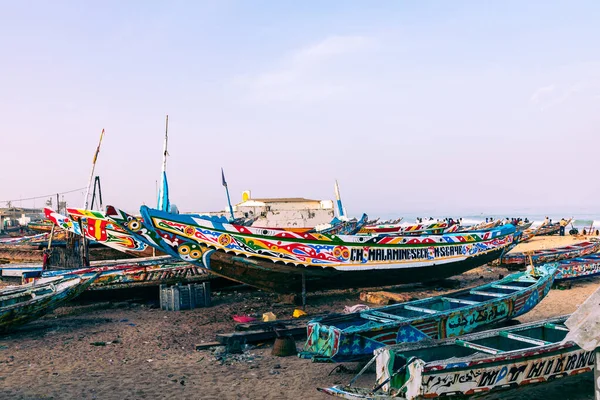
[595,349,600,400]
[302,272,306,309]
[84,129,105,209]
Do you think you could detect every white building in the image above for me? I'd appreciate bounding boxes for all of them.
[197,191,335,228]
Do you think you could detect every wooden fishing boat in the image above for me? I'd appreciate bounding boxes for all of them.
[457,220,498,233]
[26,220,55,233]
[22,256,211,290]
[314,214,369,235]
[0,273,99,332]
[359,221,459,235]
[44,208,154,257]
[533,222,561,236]
[319,315,592,399]
[554,253,600,281]
[300,264,555,362]
[517,221,533,232]
[134,206,517,293]
[501,239,600,266]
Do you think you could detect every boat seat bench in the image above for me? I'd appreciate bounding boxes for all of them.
[470,290,504,298]
[367,310,407,321]
[404,305,438,314]
[441,297,479,306]
[455,339,502,355]
[499,331,551,346]
[491,284,527,291]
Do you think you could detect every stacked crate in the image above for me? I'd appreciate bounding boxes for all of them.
[160,282,211,311]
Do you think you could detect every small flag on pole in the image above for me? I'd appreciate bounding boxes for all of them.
[221,168,227,187]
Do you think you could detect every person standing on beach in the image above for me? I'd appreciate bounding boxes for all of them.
[559,218,567,236]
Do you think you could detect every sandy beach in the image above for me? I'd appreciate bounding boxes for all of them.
[0,235,598,400]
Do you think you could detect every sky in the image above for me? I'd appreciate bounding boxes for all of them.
[1,1,599,217]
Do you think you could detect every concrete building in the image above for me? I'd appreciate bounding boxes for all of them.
[196,190,335,228]
[0,207,44,232]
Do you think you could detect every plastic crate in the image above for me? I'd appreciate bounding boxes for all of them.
[159,282,211,311]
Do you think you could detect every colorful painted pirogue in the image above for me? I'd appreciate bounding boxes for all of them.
[0,273,99,332]
[319,315,592,399]
[359,221,459,235]
[533,222,562,236]
[135,206,516,293]
[554,253,600,281]
[26,220,55,233]
[300,264,555,362]
[44,208,152,257]
[500,239,600,266]
[23,256,210,290]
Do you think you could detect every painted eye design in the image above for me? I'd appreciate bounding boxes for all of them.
[190,249,202,259]
[128,219,142,232]
[178,245,191,255]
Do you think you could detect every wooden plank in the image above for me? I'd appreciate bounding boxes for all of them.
[499,331,551,346]
[470,290,504,298]
[442,297,479,306]
[217,325,307,345]
[404,305,438,314]
[455,339,503,355]
[195,341,223,350]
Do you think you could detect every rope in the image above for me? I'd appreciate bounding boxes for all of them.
[1,187,87,204]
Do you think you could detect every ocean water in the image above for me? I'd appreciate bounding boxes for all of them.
[369,212,600,230]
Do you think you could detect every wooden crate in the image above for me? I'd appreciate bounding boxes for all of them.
[159,282,211,311]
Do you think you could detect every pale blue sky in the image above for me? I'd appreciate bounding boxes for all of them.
[1,1,599,216]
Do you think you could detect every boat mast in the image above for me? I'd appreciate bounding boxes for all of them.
[83,129,105,209]
[157,115,170,212]
[334,180,347,220]
[221,168,235,221]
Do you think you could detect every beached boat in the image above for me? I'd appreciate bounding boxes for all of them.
[554,253,600,281]
[517,221,533,232]
[26,220,55,233]
[533,222,561,236]
[44,208,153,257]
[359,221,459,235]
[501,239,600,266]
[134,206,517,293]
[319,315,592,399]
[22,256,211,290]
[0,273,99,332]
[300,264,555,362]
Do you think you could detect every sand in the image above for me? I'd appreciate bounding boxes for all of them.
[0,235,598,400]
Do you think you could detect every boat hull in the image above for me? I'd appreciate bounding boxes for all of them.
[501,240,600,266]
[302,266,555,362]
[555,254,600,281]
[321,316,593,399]
[0,274,98,332]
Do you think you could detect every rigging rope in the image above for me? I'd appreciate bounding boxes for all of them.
[0,187,87,204]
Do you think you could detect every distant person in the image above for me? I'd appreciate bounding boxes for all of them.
[42,249,51,270]
[524,218,529,223]
[596,229,599,236]
[485,218,489,223]
[559,218,567,236]
[542,217,549,227]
